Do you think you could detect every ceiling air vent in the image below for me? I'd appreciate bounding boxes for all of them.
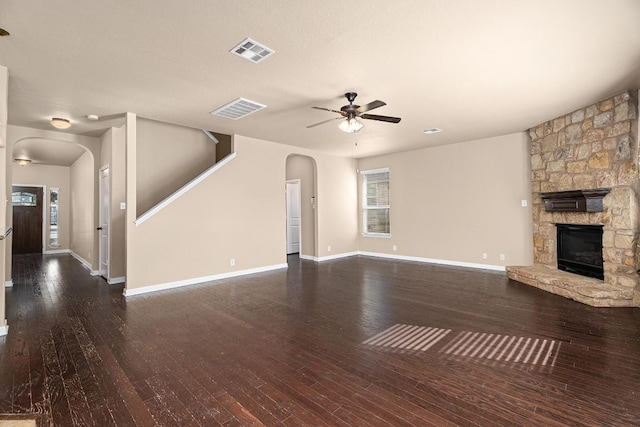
[230,38,275,63]
[210,98,266,120]
[422,128,442,135]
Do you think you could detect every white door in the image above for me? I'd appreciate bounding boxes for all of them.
[286,180,301,254]
[99,167,110,278]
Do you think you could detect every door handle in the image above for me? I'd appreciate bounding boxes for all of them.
[97,227,103,231]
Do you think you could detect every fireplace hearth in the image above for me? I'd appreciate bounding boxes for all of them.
[556,224,604,280]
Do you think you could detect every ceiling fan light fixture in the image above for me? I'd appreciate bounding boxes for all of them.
[51,117,71,129]
[339,117,364,133]
[13,158,31,166]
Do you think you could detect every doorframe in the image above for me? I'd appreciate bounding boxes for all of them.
[12,183,47,254]
[98,165,110,280]
[285,179,301,255]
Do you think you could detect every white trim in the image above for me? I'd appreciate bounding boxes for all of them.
[70,251,99,275]
[202,129,219,144]
[298,254,318,261]
[123,263,288,297]
[357,251,506,272]
[359,167,389,175]
[4,280,13,288]
[44,248,70,255]
[135,152,237,226]
[0,322,7,336]
[316,251,359,262]
[362,232,391,238]
[108,276,125,285]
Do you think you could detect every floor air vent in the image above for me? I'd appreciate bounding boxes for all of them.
[230,38,274,63]
[210,98,266,120]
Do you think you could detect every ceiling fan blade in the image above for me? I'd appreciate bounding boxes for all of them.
[306,117,343,128]
[356,100,386,113]
[312,106,344,114]
[361,114,401,123]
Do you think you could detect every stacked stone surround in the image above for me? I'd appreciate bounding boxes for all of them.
[507,90,640,307]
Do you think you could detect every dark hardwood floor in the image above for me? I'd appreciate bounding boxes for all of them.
[1,253,640,426]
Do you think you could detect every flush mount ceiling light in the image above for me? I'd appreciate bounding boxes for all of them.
[0,28,9,36]
[338,116,364,133]
[230,38,275,63]
[422,128,442,135]
[13,159,31,166]
[51,117,71,129]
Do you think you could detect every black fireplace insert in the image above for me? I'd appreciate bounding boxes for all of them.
[556,224,604,280]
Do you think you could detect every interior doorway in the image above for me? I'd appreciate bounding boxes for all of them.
[12,185,44,254]
[286,180,301,254]
[99,167,110,279]
[285,155,317,259]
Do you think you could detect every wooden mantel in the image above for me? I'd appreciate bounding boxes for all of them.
[539,188,610,212]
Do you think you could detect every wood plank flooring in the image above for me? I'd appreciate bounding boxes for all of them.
[1,253,640,426]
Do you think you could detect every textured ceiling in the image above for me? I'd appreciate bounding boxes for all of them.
[1,0,639,159]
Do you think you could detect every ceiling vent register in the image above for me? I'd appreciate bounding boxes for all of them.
[210,98,266,120]
[230,38,275,63]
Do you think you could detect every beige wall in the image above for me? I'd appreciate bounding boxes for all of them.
[357,132,533,267]
[286,155,317,257]
[70,150,95,265]
[126,127,358,291]
[12,164,71,252]
[136,118,217,215]
[100,126,126,280]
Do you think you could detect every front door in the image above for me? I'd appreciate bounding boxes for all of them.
[12,186,44,254]
[286,180,301,254]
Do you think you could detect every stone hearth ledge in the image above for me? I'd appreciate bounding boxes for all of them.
[507,265,636,307]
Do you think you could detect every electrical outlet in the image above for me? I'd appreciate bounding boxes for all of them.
[230,258,235,266]
[327,246,331,252]
[120,202,126,210]
[392,245,397,251]
[521,200,528,207]
[482,253,488,259]
[500,254,505,261]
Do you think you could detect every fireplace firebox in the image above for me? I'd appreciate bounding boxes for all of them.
[556,224,604,280]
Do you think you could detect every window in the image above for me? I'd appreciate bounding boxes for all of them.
[12,191,37,207]
[50,188,59,247]
[362,168,390,236]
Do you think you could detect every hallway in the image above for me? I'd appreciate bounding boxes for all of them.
[1,254,639,426]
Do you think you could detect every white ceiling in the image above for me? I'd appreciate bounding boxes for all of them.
[1,0,640,159]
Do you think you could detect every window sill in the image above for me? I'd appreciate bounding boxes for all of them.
[362,233,391,238]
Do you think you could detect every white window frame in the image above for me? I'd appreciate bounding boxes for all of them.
[361,167,391,238]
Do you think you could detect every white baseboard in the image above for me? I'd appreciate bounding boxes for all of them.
[357,251,506,272]
[0,321,8,336]
[298,254,318,261]
[108,276,125,285]
[70,251,99,275]
[44,249,70,255]
[123,263,288,297]
[4,280,12,288]
[316,251,359,262]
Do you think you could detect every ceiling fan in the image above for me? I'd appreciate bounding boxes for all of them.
[307,92,401,133]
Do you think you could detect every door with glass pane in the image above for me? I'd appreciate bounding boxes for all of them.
[12,186,44,254]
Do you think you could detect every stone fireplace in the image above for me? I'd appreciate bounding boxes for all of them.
[508,90,640,307]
